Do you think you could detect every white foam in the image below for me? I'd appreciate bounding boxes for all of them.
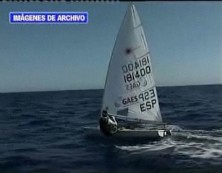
[116,129,222,163]
[166,124,183,132]
[116,143,173,152]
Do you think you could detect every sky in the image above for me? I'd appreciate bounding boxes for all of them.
[0,2,222,93]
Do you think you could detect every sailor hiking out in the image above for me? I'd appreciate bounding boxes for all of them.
[99,107,118,136]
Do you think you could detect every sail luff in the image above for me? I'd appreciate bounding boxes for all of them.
[100,5,131,116]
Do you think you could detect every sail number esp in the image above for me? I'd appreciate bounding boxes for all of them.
[122,88,157,112]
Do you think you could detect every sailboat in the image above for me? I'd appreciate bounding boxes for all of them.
[85,4,171,140]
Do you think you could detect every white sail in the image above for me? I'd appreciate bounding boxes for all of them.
[101,4,162,123]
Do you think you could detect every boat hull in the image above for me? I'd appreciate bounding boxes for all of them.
[83,126,171,141]
[115,128,171,139]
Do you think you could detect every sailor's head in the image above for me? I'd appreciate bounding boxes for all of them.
[105,107,108,111]
[102,113,108,117]
[102,110,107,116]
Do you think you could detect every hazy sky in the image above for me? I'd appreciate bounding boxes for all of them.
[0,2,222,93]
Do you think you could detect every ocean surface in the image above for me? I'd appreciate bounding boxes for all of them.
[0,85,222,173]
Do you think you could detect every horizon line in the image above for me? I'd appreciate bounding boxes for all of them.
[0,83,221,94]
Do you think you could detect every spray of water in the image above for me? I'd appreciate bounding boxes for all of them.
[116,126,222,164]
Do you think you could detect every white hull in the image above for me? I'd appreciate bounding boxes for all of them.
[84,126,171,141]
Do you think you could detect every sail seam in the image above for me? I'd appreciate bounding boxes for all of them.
[134,24,142,29]
[138,51,150,59]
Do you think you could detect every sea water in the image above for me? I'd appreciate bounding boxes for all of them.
[0,85,221,173]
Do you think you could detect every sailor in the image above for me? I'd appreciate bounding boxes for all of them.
[99,107,118,136]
